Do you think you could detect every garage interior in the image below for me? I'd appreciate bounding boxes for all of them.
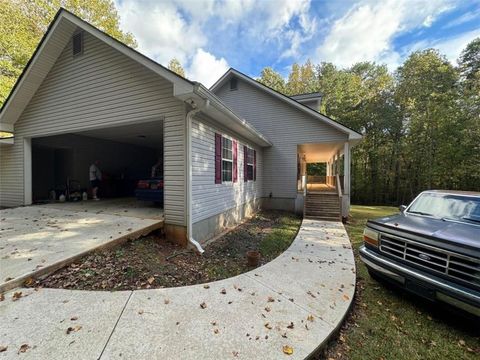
[31,119,165,217]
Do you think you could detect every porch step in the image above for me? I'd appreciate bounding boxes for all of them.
[304,192,341,220]
[304,215,340,221]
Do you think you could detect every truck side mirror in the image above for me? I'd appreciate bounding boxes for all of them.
[399,205,407,213]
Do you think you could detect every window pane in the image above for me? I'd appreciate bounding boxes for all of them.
[247,164,254,180]
[222,160,232,182]
[222,137,232,160]
[247,147,254,164]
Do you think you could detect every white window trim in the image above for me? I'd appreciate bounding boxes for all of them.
[246,146,254,182]
[221,136,233,183]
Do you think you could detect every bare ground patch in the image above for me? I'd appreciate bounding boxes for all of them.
[27,211,301,290]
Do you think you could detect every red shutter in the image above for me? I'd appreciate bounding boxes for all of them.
[244,145,248,182]
[215,133,222,184]
[233,140,238,182]
[253,149,257,181]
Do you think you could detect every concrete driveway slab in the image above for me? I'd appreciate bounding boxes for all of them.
[0,288,131,360]
[0,206,162,292]
[101,275,334,360]
[42,197,164,220]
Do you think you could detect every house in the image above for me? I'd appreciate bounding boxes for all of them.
[0,9,362,250]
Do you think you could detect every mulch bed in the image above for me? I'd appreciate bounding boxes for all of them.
[27,211,301,291]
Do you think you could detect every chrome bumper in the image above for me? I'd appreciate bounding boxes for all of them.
[359,245,480,317]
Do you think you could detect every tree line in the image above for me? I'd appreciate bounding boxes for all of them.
[257,42,480,205]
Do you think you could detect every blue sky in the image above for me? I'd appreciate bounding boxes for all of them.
[115,0,480,86]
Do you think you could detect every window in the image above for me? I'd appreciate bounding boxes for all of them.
[246,147,254,181]
[72,32,83,56]
[222,137,233,182]
[230,77,238,91]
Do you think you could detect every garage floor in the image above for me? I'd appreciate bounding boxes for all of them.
[0,200,163,292]
[42,197,164,219]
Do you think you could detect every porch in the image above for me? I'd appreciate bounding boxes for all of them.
[296,141,352,221]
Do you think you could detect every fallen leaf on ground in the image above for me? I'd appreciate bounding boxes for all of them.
[138,310,144,315]
[307,315,314,322]
[66,325,82,334]
[213,328,219,334]
[0,346,7,352]
[164,299,170,304]
[267,296,275,302]
[12,292,22,301]
[265,306,271,312]
[203,285,210,289]
[70,316,78,321]
[343,294,350,301]
[282,345,294,355]
[458,339,466,346]
[264,322,272,330]
[200,302,207,309]
[18,344,30,354]
[220,289,226,295]
[287,322,294,329]
[147,276,155,284]
[0,294,4,302]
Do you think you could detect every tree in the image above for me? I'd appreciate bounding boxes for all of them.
[458,37,480,84]
[286,60,318,95]
[257,67,286,94]
[396,50,461,194]
[0,0,136,106]
[167,58,186,78]
[456,38,480,190]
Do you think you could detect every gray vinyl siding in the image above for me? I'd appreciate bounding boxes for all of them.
[0,31,186,226]
[214,79,347,200]
[191,115,262,223]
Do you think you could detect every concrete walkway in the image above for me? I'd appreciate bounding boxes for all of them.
[0,220,355,359]
[0,203,163,292]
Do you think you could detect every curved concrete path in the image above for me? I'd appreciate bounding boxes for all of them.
[0,220,355,359]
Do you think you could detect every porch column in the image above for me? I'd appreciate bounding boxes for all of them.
[342,142,351,220]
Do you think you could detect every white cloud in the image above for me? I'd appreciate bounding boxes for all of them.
[421,29,480,64]
[115,0,313,84]
[315,0,454,69]
[116,0,206,65]
[187,49,229,86]
[443,7,480,29]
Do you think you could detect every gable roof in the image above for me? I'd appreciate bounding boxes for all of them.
[0,8,194,125]
[0,8,271,147]
[210,68,363,141]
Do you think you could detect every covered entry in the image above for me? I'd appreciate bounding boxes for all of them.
[297,141,352,220]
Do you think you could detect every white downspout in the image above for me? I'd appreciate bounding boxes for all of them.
[186,99,209,254]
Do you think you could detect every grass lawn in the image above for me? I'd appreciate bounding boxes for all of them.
[323,205,480,360]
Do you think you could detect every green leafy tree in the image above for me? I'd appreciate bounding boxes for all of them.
[396,50,461,193]
[286,60,318,95]
[257,67,286,94]
[167,58,186,78]
[456,38,480,190]
[0,0,136,106]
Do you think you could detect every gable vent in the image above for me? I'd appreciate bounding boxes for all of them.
[72,32,83,56]
[230,77,238,91]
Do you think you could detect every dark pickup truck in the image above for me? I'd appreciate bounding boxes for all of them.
[360,190,480,317]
